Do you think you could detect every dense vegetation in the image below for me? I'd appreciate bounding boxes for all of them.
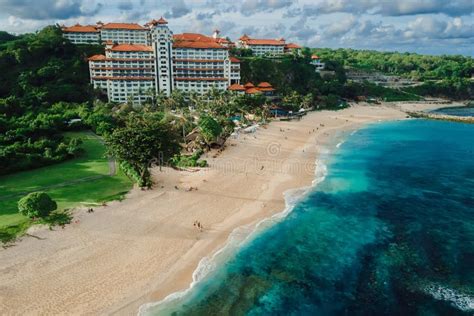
[237,50,420,105]
[0,31,19,44]
[312,48,474,100]
[105,113,181,187]
[342,81,422,102]
[0,26,105,175]
[403,78,473,100]
[312,48,473,80]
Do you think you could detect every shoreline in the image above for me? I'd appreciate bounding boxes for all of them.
[138,130,335,315]
[0,102,454,315]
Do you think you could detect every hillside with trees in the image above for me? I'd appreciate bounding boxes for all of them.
[0,26,103,175]
[312,48,474,100]
[312,48,473,80]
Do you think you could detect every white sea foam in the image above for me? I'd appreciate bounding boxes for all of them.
[336,141,344,148]
[423,283,474,312]
[138,146,330,315]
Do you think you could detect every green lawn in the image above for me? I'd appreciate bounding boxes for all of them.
[0,131,133,240]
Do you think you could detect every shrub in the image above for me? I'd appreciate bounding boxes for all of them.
[198,116,222,145]
[119,160,151,188]
[18,192,57,218]
[171,149,208,168]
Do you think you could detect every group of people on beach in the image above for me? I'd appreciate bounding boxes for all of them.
[193,220,204,232]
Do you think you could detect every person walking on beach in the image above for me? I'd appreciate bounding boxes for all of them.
[194,220,203,232]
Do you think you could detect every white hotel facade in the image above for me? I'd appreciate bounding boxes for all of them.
[65,18,241,103]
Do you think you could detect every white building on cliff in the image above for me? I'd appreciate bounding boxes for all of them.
[83,18,240,103]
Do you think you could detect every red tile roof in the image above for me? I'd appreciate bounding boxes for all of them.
[285,43,301,49]
[147,17,168,26]
[109,44,153,52]
[229,56,241,63]
[246,88,262,94]
[244,82,255,88]
[174,33,213,42]
[257,82,272,88]
[246,39,285,46]
[88,54,107,61]
[173,33,226,49]
[228,84,246,91]
[311,55,320,59]
[240,35,285,46]
[63,24,99,33]
[215,38,231,44]
[173,41,226,49]
[102,23,146,30]
[157,17,168,24]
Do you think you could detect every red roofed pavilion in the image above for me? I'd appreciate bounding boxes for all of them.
[244,82,255,89]
[228,83,246,91]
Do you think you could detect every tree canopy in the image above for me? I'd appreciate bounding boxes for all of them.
[105,113,181,187]
[199,115,223,145]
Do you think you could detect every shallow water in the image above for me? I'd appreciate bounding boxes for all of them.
[432,106,474,117]
[146,119,474,315]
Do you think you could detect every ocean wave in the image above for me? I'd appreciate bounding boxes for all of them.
[138,146,330,315]
[423,283,474,312]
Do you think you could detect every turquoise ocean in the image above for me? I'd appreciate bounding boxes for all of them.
[142,118,474,315]
[432,105,474,117]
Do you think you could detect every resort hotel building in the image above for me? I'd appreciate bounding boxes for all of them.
[66,18,241,103]
[62,22,149,45]
[237,35,301,56]
[99,22,149,45]
[62,24,100,44]
[63,19,301,103]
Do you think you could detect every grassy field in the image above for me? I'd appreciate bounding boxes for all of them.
[0,131,133,241]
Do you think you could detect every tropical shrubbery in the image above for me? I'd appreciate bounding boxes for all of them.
[239,52,345,100]
[198,116,223,147]
[106,112,181,188]
[0,98,119,175]
[171,150,208,168]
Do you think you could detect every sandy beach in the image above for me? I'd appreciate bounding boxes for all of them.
[0,103,455,315]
